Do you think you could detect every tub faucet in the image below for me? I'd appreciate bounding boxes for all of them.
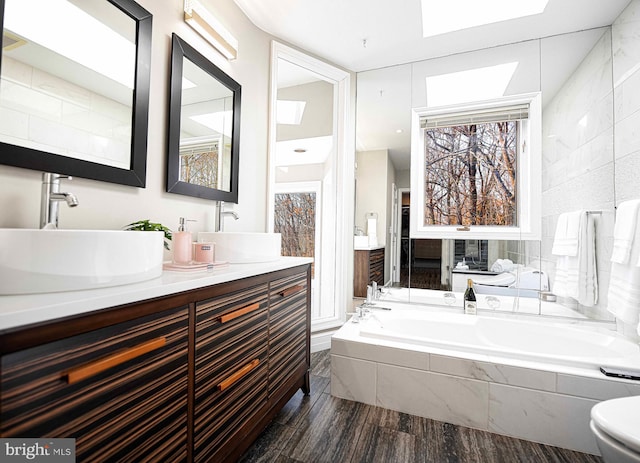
[216,201,239,232]
[40,173,79,229]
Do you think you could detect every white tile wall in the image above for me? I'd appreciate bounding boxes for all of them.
[540,0,640,326]
[541,27,615,322]
[0,56,131,169]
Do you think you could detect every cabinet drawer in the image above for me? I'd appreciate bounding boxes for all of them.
[269,272,308,396]
[269,272,307,305]
[194,283,269,462]
[0,306,188,463]
[370,248,384,264]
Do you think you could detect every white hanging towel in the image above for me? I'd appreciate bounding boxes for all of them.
[611,199,640,264]
[551,210,583,257]
[553,211,598,307]
[607,201,640,329]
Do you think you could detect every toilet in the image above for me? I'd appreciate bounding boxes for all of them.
[590,395,640,463]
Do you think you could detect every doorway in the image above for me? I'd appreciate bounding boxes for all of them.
[396,190,448,290]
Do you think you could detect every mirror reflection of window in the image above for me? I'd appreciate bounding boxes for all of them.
[179,140,220,189]
[274,191,317,277]
[178,57,234,192]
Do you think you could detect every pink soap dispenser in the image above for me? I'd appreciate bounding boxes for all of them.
[173,217,194,265]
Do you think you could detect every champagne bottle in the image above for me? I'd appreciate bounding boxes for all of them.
[464,278,477,315]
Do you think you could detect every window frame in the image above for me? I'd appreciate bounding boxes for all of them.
[410,93,541,241]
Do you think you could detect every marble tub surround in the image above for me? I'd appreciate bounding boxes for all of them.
[331,309,640,455]
[241,350,601,463]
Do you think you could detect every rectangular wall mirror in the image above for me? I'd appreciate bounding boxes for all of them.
[0,0,152,187]
[166,33,240,202]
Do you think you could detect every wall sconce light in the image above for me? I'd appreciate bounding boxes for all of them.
[184,0,238,60]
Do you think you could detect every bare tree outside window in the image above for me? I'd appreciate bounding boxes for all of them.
[424,121,517,226]
[180,149,219,189]
[274,192,316,276]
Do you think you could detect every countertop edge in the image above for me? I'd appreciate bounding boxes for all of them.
[0,257,313,331]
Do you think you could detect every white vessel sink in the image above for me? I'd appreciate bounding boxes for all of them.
[354,236,369,248]
[198,232,282,263]
[0,229,164,295]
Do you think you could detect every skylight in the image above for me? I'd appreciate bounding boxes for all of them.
[426,62,518,107]
[421,0,549,37]
[276,100,307,125]
[190,111,233,137]
[182,77,197,90]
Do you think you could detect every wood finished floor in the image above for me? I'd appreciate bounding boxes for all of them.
[240,350,603,463]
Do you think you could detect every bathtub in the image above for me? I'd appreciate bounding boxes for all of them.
[331,302,640,455]
[359,309,639,369]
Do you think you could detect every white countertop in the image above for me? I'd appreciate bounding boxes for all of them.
[0,257,312,332]
[354,245,385,251]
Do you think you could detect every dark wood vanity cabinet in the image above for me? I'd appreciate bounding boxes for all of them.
[354,247,385,297]
[0,264,311,463]
[0,305,189,462]
[268,271,310,398]
[194,282,270,462]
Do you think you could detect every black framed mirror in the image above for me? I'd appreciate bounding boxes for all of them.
[167,33,241,202]
[0,0,152,187]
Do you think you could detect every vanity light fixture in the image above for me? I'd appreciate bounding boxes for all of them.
[184,0,238,60]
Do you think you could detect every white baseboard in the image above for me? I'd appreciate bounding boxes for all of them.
[310,329,336,353]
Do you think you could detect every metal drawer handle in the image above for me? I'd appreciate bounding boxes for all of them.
[65,337,166,385]
[279,285,304,298]
[218,359,260,391]
[218,302,261,323]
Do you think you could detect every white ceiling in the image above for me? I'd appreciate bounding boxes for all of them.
[234,0,632,170]
[232,0,631,73]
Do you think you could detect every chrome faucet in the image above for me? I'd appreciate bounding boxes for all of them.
[216,201,239,232]
[40,173,79,228]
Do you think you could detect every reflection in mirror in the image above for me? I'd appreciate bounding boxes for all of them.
[355,27,616,322]
[0,0,152,187]
[167,34,240,202]
[179,58,233,191]
[273,56,334,318]
[268,41,350,331]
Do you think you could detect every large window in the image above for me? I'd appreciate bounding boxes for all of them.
[424,121,518,227]
[411,94,541,240]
